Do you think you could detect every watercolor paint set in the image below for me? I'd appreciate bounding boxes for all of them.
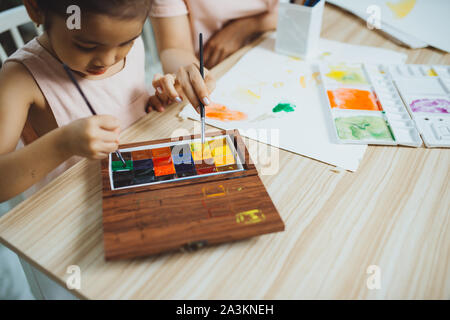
[101,130,285,260]
[319,63,450,148]
[110,134,243,190]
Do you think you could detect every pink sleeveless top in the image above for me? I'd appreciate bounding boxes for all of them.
[5,37,149,199]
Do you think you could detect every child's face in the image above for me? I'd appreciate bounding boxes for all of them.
[47,13,144,77]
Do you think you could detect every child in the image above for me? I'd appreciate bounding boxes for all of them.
[0,0,213,202]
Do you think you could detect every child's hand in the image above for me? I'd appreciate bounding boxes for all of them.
[152,65,216,114]
[64,115,121,160]
[145,89,175,113]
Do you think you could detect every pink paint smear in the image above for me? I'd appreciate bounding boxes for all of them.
[410,98,450,114]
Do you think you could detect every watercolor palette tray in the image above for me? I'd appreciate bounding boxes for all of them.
[319,63,450,148]
[109,134,243,190]
[101,130,285,260]
[386,64,450,148]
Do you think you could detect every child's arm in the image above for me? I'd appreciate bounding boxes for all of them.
[0,62,121,202]
[150,15,215,112]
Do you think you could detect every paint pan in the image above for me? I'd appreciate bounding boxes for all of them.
[322,63,369,86]
[109,134,245,190]
[327,88,382,111]
[405,96,450,114]
[111,152,133,172]
[319,62,427,147]
[332,110,395,144]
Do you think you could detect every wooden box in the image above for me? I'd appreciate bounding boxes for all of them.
[101,130,285,260]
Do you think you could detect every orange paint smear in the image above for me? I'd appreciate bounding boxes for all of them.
[206,103,248,121]
[327,88,382,111]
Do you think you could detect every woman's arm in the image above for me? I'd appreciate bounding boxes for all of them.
[151,15,197,74]
[150,15,215,111]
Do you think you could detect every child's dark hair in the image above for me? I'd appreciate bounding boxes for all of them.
[36,0,152,29]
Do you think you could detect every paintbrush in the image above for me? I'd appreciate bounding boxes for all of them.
[62,64,127,168]
[199,33,205,145]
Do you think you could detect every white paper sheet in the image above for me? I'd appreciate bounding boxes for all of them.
[328,0,450,52]
[180,37,407,172]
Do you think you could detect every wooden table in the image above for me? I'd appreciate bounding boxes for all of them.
[1,4,449,299]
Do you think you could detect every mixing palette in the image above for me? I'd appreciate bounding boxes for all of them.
[319,63,450,148]
[387,64,450,148]
[101,130,285,260]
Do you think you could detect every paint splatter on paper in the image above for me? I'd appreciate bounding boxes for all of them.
[273,82,284,88]
[312,72,321,85]
[272,102,296,113]
[327,88,381,111]
[410,98,450,114]
[205,103,248,121]
[250,113,277,123]
[325,65,368,85]
[386,0,416,19]
[231,87,262,104]
[299,76,306,88]
[335,116,394,141]
[427,68,438,77]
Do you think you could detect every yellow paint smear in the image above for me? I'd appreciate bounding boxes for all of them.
[273,82,284,88]
[203,185,226,198]
[427,68,438,76]
[299,76,306,88]
[246,89,260,99]
[312,72,321,85]
[235,209,266,224]
[386,0,416,19]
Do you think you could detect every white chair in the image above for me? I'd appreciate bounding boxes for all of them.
[142,18,163,83]
[0,5,43,63]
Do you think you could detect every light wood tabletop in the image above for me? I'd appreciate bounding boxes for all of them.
[1,4,449,299]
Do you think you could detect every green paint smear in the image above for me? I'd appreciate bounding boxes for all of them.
[112,160,133,172]
[335,116,394,141]
[272,103,296,113]
[341,73,365,84]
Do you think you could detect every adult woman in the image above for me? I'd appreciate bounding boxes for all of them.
[149,0,278,110]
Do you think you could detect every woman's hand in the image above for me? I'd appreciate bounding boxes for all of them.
[64,115,120,159]
[151,64,216,113]
[204,11,278,69]
[203,21,250,69]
